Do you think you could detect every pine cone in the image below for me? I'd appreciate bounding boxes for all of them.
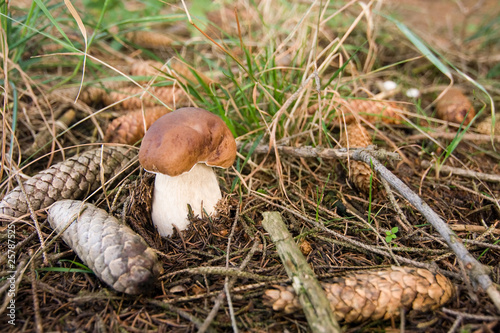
[340,99,405,125]
[47,200,162,294]
[264,266,455,323]
[435,88,475,125]
[130,60,165,77]
[101,85,188,110]
[126,31,173,49]
[476,114,500,135]
[0,146,136,219]
[104,106,170,145]
[50,81,129,105]
[130,59,210,84]
[340,123,375,194]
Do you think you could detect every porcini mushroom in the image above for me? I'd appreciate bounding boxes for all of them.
[138,107,236,236]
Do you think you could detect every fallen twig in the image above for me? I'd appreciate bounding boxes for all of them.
[421,160,500,183]
[160,266,276,282]
[262,211,342,333]
[380,177,412,232]
[352,148,500,312]
[0,255,28,315]
[147,299,217,333]
[442,307,500,321]
[237,142,401,162]
[257,195,461,279]
[407,132,500,143]
[449,223,500,236]
[29,250,43,333]
[198,213,259,333]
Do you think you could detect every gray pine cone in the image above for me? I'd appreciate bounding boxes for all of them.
[0,146,136,219]
[47,200,162,294]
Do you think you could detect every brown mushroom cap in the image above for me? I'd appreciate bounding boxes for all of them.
[138,107,236,176]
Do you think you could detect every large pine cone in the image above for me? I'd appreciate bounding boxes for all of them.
[0,146,136,219]
[264,266,455,323]
[48,200,162,294]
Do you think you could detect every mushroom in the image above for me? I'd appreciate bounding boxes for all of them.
[138,107,236,236]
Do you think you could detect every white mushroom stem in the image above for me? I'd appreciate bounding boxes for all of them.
[151,163,222,236]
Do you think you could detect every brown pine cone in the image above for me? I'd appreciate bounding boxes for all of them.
[340,99,405,125]
[50,81,128,105]
[0,146,136,219]
[435,88,475,125]
[48,200,162,294]
[101,85,188,110]
[130,60,165,77]
[126,31,173,49]
[104,106,170,145]
[264,266,455,323]
[340,123,376,194]
[130,59,210,84]
[476,114,500,135]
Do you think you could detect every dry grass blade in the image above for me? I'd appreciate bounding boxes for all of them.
[63,0,88,103]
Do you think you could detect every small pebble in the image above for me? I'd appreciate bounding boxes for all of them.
[382,80,398,91]
[406,88,421,98]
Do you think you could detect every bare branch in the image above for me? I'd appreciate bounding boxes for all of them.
[351,149,500,312]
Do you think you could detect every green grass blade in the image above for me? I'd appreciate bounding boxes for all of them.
[37,267,94,274]
[33,0,74,48]
[37,259,94,274]
[384,15,452,80]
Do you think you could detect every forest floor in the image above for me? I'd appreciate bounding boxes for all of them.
[1,0,499,332]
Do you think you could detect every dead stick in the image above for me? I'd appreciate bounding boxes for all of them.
[421,160,500,183]
[449,224,500,236]
[147,299,217,333]
[262,211,342,333]
[407,132,500,143]
[30,250,43,333]
[238,142,401,162]
[352,149,500,312]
